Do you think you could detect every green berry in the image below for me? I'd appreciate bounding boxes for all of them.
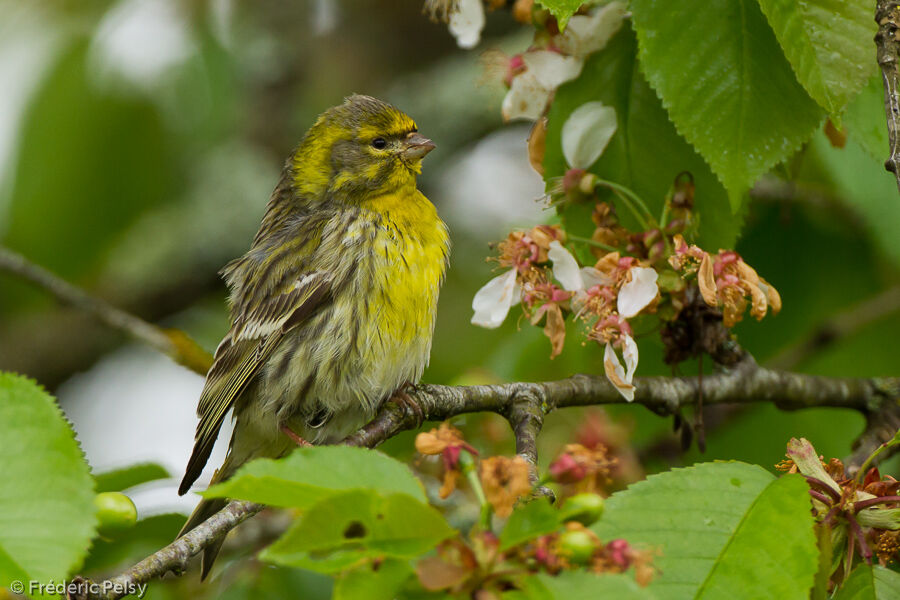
[94,492,137,538]
[558,529,596,564]
[560,493,605,526]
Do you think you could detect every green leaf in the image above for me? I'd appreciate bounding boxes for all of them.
[834,564,900,600]
[333,558,414,600]
[756,0,874,115]
[217,565,333,600]
[805,130,900,269]
[1,40,176,296]
[520,572,655,599]
[203,446,426,508]
[593,462,818,599]
[630,0,823,208]
[94,463,170,493]
[544,27,745,250]
[0,373,96,587]
[260,490,455,573]
[500,498,560,551]
[81,513,184,574]
[845,74,890,162]
[537,0,583,29]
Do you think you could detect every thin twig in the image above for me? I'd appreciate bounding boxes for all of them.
[876,0,900,192]
[0,246,212,375]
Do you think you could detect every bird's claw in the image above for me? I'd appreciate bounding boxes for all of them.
[280,425,312,446]
[390,385,425,428]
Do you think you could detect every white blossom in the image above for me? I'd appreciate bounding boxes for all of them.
[548,241,611,294]
[471,268,520,328]
[525,50,583,89]
[448,0,485,49]
[617,266,659,318]
[502,51,583,121]
[548,241,581,291]
[561,101,618,169]
[555,1,627,57]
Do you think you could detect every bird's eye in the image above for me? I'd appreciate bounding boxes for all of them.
[372,138,387,149]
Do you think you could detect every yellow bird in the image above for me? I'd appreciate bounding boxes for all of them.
[177,95,450,577]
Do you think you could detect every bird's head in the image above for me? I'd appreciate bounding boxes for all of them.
[291,95,435,201]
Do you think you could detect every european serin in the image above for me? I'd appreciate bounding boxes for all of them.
[177,95,449,577]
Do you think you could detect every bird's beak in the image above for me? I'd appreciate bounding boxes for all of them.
[402,132,436,161]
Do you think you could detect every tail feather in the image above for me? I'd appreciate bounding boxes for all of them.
[177,455,239,580]
[177,497,228,580]
[179,437,217,496]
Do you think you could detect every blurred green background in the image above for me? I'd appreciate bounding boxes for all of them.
[0,0,898,596]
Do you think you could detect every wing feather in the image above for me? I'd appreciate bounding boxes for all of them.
[178,271,331,495]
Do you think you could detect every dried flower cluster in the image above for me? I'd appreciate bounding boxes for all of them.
[781,438,900,582]
[518,524,656,585]
[670,235,781,327]
[413,422,653,596]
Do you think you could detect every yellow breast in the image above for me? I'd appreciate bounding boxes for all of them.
[362,188,449,382]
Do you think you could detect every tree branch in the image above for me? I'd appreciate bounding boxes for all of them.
[876,0,900,192]
[8,235,894,598]
[0,246,212,375]
[70,356,898,599]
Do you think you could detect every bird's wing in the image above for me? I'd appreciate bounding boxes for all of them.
[178,270,331,495]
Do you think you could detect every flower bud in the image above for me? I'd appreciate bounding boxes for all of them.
[579,172,597,195]
[606,538,632,568]
[648,240,666,263]
[562,168,586,194]
[664,218,685,235]
[671,172,695,210]
[549,452,587,483]
[643,228,661,248]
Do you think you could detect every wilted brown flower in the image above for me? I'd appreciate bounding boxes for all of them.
[512,0,534,23]
[864,468,900,497]
[592,538,657,586]
[480,455,532,517]
[549,443,615,494]
[416,423,477,498]
[416,539,478,592]
[669,238,781,328]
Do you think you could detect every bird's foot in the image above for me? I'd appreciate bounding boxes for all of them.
[281,425,312,447]
[389,383,425,428]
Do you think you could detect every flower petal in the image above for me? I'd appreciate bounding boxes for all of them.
[622,334,639,383]
[698,253,718,307]
[562,101,618,169]
[523,50,583,89]
[555,1,627,57]
[448,0,485,49]
[501,72,551,121]
[761,277,782,314]
[471,269,519,328]
[544,304,567,359]
[617,266,659,318]
[604,342,635,402]
[548,240,583,291]
[579,266,612,289]
[786,438,842,495]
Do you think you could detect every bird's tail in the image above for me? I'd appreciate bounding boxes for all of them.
[176,454,239,580]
